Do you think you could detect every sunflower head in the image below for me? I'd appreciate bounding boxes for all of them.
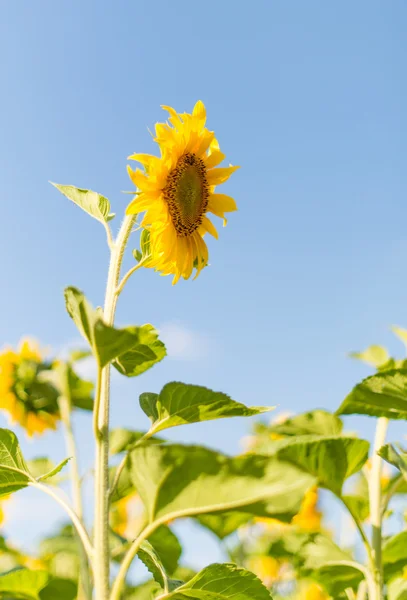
[126,101,239,284]
[292,486,322,532]
[0,338,60,436]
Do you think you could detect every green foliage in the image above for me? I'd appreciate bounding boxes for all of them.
[350,344,390,368]
[254,434,369,495]
[37,458,71,482]
[299,534,363,595]
[140,382,273,436]
[113,324,166,377]
[261,409,343,437]
[337,369,407,419]
[0,429,31,497]
[383,532,407,581]
[379,444,407,482]
[137,541,182,593]
[64,287,165,372]
[129,443,315,526]
[39,578,77,600]
[0,569,49,599]
[197,512,252,539]
[51,183,115,224]
[156,563,272,600]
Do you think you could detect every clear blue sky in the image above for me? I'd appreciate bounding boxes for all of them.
[1,0,406,571]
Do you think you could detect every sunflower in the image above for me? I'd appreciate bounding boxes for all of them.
[126,101,239,284]
[292,485,322,532]
[0,338,60,436]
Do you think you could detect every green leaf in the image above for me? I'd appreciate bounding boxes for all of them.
[383,531,407,581]
[137,541,181,593]
[133,229,152,266]
[392,326,407,351]
[388,577,407,600]
[112,324,166,377]
[196,512,252,540]
[350,345,390,368]
[68,349,92,362]
[39,578,77,600]
[379,444,407,482]
[109,462,135,504]
[0,429,31,498]
[342,494,370,521]
[148,525,182,575]
[51,183,113,225]
[255,435,369,495]
[0,569,49,599]
[37,458,71,482]
[265,409,343,437]
[125,581,161,600]
[337,369,407,420]
[64,287,165,372]
[139,382,273,436]
[157,563,272,600]
[129,443,315,526]
[300,534,363,596]
[109,428,163,454]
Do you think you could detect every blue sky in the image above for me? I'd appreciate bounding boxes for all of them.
[1,0,407,573]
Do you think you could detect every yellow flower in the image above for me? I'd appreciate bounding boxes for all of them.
[303,582,329,600]
[126,101,239,284]
[0,338,60,436]
[111,492,144,539]
[248,556,281,587]
[292,486,322,532]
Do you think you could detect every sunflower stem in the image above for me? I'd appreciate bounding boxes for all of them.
[93,214,136,600]
[59,393,92,600]
[368,416,389,600]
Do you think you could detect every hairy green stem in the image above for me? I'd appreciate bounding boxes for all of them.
[369,417,389,600]
[94,214,136,600]
[59,394,92,599]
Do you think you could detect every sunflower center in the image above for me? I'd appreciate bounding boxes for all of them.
[163,153,210,236]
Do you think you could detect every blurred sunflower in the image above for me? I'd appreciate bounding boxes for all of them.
[111,492,144,539]
[292,486,322,532]
[126,101,239,284]
[0,339,60,436]
[303,582,329,600]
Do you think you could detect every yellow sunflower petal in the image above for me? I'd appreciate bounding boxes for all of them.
[207,193,238,217]
[192,100,206,128]
[199,216,218,239]
[205,150,226,169]
[207,165,240,186]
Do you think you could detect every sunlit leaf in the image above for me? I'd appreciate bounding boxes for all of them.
[51,183,113,225]
[129,443,315,526]
[383,531,407,581]
[37,458,71,482]
[140,382,273,436]
[0,429,31,497]
[265,409,343,437]
[254,435,369,495]
[157,563,272,600]
[300,534,363,596]
[379,444,407,482]
[350,345,390,368]
[64,287,165,373]
[0,569,49,599]
[337,370,407,420]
